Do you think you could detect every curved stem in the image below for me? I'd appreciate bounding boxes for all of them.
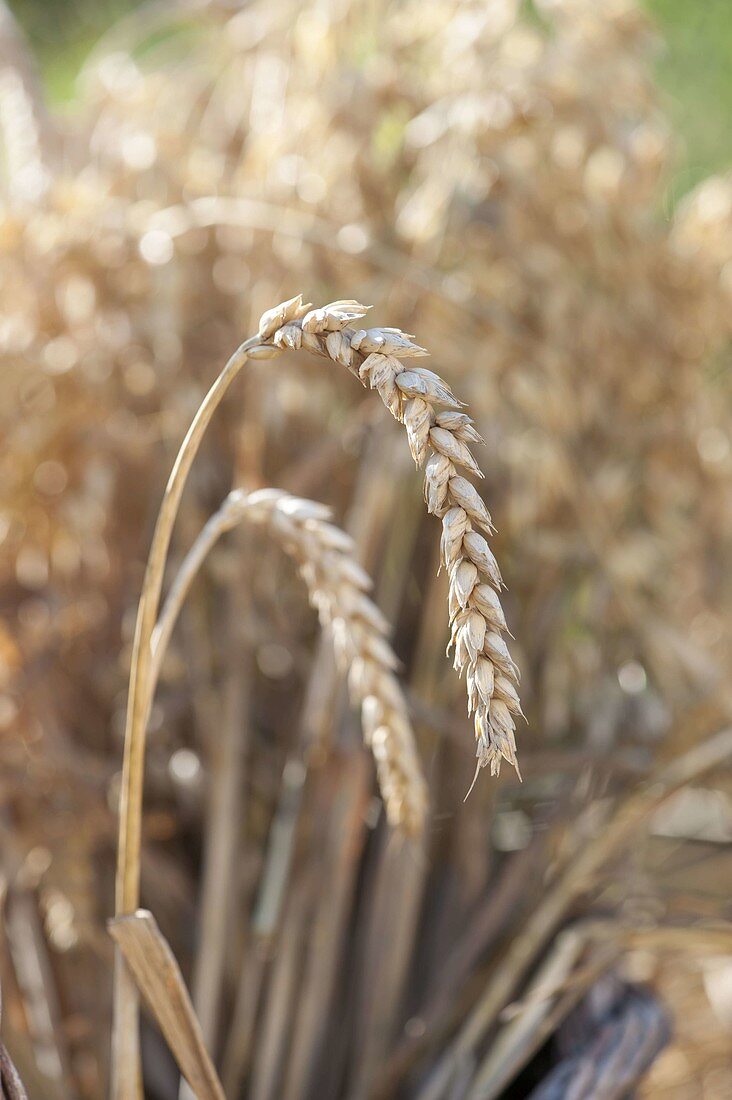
[149,508,237,693]
[111,336,257,1100]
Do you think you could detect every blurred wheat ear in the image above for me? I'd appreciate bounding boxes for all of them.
[151,487,427,834]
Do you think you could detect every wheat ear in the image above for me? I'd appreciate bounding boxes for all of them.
[151,488,427,835]
[259,297,523,778]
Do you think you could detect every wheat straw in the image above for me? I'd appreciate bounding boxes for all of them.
[151,487,427,835]
[112,336,258,1099]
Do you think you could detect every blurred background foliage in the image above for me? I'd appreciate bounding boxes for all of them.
[11,0,732,200]
[11,0,135,100]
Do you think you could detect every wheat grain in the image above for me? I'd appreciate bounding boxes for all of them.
[261,298,522,780]
[152,488,427,836]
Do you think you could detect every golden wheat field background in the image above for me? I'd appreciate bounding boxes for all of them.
[1,1,732,1097]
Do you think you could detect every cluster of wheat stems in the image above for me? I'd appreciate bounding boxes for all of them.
[2,0,732,1097]
[112,294,520,1094]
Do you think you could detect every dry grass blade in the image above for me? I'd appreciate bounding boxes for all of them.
[185,574,253,1066]
[4,889,71,1094]
[419,723,732,1100]
[527,975,671,1100]
[112,336,258,1096]
[468,928,619,1100]
[373,836,550,1100]
[271,755,372,1100]
[108,910,225,1100]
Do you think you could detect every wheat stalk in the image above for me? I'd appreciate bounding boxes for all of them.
[151,488,427,835]
[261,296,523,779]
[113,293,519,1097]
[113,337,258,1099]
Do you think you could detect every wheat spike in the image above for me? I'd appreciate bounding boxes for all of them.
[257,298,523,780]
[153,487,427,836]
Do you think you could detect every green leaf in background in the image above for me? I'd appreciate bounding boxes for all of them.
[648,0,732,202]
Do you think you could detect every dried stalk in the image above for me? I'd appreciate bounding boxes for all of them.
[273,432,407,1100]
[113,336,257,1098]
[187,581,252,1060]
[4,891,71,1095]
[350,511,441,1100]
[220,757,304,1095]
[526,972,671,1100]
[470,928,619,1100]
[419,723,732,1100]
[372,835,550,1100]
[247,877,312,1100]
[108,911,225,1100]
[278,751,372,1100]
